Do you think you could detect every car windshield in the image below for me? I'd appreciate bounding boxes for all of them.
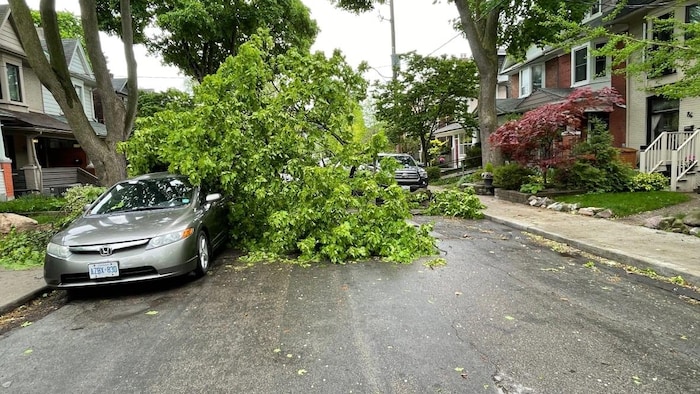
[89,177,195,215]
[391,155,416,167]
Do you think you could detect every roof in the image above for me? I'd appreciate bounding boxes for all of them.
[0,109,72,132]
[514,88,573,113]
[496,98,525,115]
[111,78,129,94]
[0,109,107,137]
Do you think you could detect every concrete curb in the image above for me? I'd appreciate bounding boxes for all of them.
[0,285,50,316]
[484,213,700,287]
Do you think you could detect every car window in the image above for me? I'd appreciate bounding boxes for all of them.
[89,177,194,215]
[391,155,416,166]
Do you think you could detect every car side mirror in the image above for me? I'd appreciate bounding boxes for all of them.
[83,203,91,212]
[205,193,222,203]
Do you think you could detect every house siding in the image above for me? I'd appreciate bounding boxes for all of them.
[0,21,23,55]
[22,67,43,113]
[680,97,700,132]
[42,86,62,115]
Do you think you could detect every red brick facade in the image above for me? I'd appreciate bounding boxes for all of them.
[509,74,519,98]
[1,161,13,199]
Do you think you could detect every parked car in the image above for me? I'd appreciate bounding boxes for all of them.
[377,153,429,191]
[44,173,229,288]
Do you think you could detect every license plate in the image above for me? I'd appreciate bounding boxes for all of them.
[88,262,119,279]
[401,185,410,190]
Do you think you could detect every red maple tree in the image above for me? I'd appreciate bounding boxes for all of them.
[489,87,625,177]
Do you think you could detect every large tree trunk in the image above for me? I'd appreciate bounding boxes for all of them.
[9,0,138,187]
[453,0,503,167]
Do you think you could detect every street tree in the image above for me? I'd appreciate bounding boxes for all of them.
[332,1,594,166]
[139,0,318,83]
[9,0,138,186]
[373,52,478,164]
[30,9,85,46]
[552,4,700,99]
[123,32,436,263]
[137,88,193,118]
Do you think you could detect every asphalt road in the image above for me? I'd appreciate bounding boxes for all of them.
[0,217,698,393]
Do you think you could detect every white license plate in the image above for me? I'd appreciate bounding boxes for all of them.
[88,262,119,279]
[401,185,411,190]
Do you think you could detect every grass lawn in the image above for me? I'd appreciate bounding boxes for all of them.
[555,191,691,217]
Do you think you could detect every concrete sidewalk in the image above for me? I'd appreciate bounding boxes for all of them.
[1,195,699,316]
[479,195,700,285]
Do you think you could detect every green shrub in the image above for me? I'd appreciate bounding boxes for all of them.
[628,172,668,192]
[426,166,441,181]
[493,163,535,190]
[0,194,65,213]
[58,185,106,227]
[0,228,53,270]
[555,120,634,192]
[425,188,485,219]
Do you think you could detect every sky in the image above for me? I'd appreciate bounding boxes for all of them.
[6,0,471,91]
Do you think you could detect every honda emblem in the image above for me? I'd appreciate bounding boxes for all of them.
[99,246,113,256]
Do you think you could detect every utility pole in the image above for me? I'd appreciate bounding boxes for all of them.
[389,0,398,80]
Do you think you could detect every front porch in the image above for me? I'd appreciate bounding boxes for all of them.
[640,130,700,192]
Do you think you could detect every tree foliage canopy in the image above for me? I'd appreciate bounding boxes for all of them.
[30,9,85,47]
[135,0,319,82]
[137,88,193,118]
[373,52,479,163]
[123,32,436,263]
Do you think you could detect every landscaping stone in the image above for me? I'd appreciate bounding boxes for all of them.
[682,208,700,227]
[578,207,596,216]
[595,209,614,219]
[690,227,700,236]
[0,213,39,234]
[643,216,664,229]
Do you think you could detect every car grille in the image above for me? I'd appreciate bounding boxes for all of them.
[60,266,158,284]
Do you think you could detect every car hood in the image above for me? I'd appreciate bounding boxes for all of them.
[53,208,195,246]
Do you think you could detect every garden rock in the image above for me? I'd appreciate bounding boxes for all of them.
[595,209,614,219]
[682,208,700,227]
[690,227,700,236]
[643,216,664,229]
[0,213,39,234]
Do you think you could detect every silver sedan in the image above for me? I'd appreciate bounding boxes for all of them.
[44,173,228,288]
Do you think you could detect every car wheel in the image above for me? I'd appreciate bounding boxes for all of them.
[194,232,210,277]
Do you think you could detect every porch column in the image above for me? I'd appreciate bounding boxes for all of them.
[21,135,42,193]
[0,122,13,200]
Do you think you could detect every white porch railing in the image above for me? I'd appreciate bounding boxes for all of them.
[639,131,695,173]
[670,129,700,191]
[639,130,700,191]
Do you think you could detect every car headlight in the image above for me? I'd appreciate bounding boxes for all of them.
[146,228,195,250]
[418,168,428,178]
[47,242,71,259]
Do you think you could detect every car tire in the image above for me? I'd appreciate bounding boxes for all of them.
[193,232,210,278]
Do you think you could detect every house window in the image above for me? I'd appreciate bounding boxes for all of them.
[594,42,607,77]
[75,85,83,103]
[532,64,543,90]
[686,5,700,39]
[520,67,531,97]
[647,96,679,143]
[584,0,603,20]
[650,12,675,77]
[519,64,544,97]
[6,63,22,102]
[573,46,588,83]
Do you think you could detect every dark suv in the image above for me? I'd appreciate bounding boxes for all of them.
[378,153,429,191]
